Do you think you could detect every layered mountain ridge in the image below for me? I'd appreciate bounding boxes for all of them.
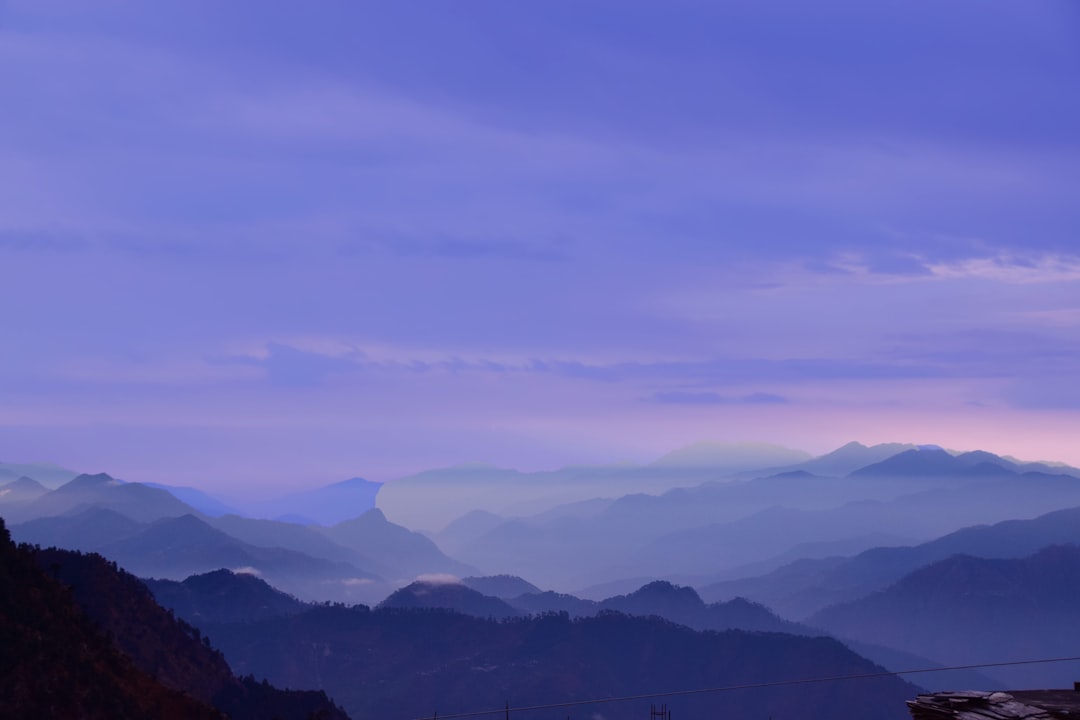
[6,439,1080,705]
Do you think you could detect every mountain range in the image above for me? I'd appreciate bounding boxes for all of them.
[700,504,1080,619]
[145,569,309,624]
[809,544,1080,688]
[5,473,471,602]
[130,561,933,720]
[147,567,996,693]
[8,439,1080,705]
[3,473,198,524]
[376,442,822,531]
[248,476,383,525]
[203,602,920,720]
[440,447,1080,590]
[14,509,380,601]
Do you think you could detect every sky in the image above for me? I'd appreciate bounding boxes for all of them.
[2,1,1079,494]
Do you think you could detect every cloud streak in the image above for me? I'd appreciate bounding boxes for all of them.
[649,391,790,406]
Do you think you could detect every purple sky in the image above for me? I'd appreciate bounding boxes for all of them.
[2,1,1079,494]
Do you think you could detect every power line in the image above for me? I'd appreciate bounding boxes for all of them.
[411,654,1080,720]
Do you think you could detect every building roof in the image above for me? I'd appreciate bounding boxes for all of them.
[908,690,1080,720]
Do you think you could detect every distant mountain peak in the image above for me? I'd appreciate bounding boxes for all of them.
[0,476,48,500]
[956,450,1000,462]
[826,441,913,456]
[136,513,231,542]
[180,567,294,597]
[163,512,211,528]
[629,579,702,602]
[598,580,708,619]
[9,475,45,489]
[321,506,475,580]
[0,461,80,489]
[1,474,46,492]
[379,579,519,618]
[849,447,960,477]
[847,446,1039,480]
[64,472,121,488]
[356,507,387,523]
[633,579,678,594]
[723,596,765,610]
[252,475,383,526]
[780,441,919,479]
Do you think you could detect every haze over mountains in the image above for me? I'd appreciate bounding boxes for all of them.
[4,472,465,602]
[0,461,79,488]
[700,505,1080,619]
[420,445,1080,591]
[377,442,819,531]
[5,439,1080,713]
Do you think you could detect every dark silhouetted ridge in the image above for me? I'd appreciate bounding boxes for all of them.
[31,539,349,719]
[205,601,918,720]
[379,580,519,618]
[512,589,599,617]
[603,580,705,615]
[146,569,309,625]
[0,517,221,719]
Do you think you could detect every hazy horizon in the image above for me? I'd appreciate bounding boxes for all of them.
[6,437,1080,501]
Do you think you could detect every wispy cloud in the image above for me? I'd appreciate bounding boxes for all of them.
[213,343,366,388]
[649,391,790,405]
[414,573,462,585]
[339,233,570,263]
[210,341,955,388]
[926,254,1080,284]
[807,251,1080,286]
